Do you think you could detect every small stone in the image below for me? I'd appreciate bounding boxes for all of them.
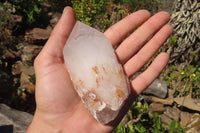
[25,28,51,45]
[63,21,130,124]
[5,28,13,36]
[50,12,61,25]
[11,14,23,23]
[160,114,173,125]
[12,61,35,76]
[164,107,180,121]
[49,12,62,29]
[180,111,193,127]
[48,12,53,16]
[21,44,42,65]
[132,74,168,99]
[20,72,35,96]
[148,102,165,115]
[2,49,20,60]
[143,79,168,99]
[186,113,200,133]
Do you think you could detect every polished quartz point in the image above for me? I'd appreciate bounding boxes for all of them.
[63,21,130,124]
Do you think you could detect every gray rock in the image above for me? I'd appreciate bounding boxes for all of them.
[0,104,33,133]
[49,12,62,28]
[21,44,42,65]
[132,73,168,99]
[143,79,168,99]
[12,61,35,76]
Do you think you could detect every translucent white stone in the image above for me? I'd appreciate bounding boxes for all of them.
[63,21,130,124]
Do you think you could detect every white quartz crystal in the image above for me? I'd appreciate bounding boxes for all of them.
[63,21,130,124]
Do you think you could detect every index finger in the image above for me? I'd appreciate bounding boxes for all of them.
[104,10,151,47]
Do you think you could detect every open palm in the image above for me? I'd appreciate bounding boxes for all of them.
[27,7,172,133]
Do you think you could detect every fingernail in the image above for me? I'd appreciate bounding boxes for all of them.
[63,7,66,13]
[63,6,70,14]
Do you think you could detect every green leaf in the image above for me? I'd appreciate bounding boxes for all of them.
[127,124,134,132]
[33,4,42,14]
[135,123,146,133]
[113,124,126,133]
[169,35,177,46]
[29,74,36,84]
[190,51,196,57]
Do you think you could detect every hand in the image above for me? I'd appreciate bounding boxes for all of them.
[27,7,172,133]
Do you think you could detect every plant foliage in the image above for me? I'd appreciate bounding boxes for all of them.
[0,3,15,42]
[163,63,200,99]
[113,102,185,133]
[8,0,44,25]
[72,0,108,26]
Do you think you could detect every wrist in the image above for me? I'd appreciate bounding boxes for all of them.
[26,110,63,133]
[26,108,113,133]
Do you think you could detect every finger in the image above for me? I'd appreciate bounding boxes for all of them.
[124,24,172,77]
[131,53,169,95]
[104,10,151,47]
[42,7,76,59]
[116,11,170,64]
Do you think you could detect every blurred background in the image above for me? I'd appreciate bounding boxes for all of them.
[0,0,199,132]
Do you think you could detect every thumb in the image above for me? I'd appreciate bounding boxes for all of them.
[38,7,76,61]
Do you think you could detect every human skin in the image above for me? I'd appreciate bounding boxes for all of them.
[26,6,172,133]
